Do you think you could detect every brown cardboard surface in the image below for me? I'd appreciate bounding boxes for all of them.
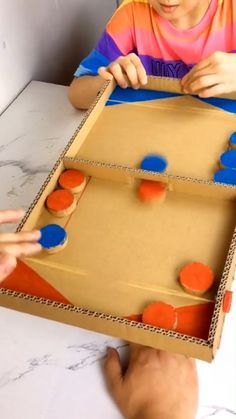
[2,77,236,362]
[25,169,236,318]
[76,97,236,180]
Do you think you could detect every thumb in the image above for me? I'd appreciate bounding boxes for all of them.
[104,347,123,399]
[98,66,114,81]
[0,254,17,282]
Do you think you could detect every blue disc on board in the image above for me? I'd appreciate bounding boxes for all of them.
[214,169,236,186]
[220,150,236,170]
[140,154,168,173]
[229,132,236,148]
[39,224,67,249]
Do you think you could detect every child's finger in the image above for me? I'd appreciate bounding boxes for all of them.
[183,64,217,90]
[0,230,41,244]
[122,61,140,88]
[109,62,129,88]
[183,74,221,94]
[98,67,114,81]
[0,254,17,282]
[104,348,123,399]
[198,83,227,98]
[129,54,147,85]
[0,209,25,225]
[182,56,213,86]
[0,242,42,258]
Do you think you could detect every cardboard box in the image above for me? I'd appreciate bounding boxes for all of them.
[1,77,236,362]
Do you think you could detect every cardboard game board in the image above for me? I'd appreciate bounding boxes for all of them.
[1,77,236,362]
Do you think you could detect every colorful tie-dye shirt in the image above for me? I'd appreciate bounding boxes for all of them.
[74,0,236,79]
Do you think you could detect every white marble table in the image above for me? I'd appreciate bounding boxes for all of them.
[0,81,235,419]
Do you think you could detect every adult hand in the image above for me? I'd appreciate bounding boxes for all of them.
[104,344,198,419]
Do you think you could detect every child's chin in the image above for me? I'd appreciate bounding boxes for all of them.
[155,5,180,20]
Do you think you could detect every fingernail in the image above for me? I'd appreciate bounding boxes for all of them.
[32,230,41,239]
[32,243,42,253]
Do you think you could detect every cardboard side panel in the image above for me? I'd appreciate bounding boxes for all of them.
[17,161,65,232]
[145,76,236,100]
[209,230,236,354]
[64,157,236,201]
[65,80,115,159]
[0,292,214,362]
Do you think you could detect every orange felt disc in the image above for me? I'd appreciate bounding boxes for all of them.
[59,169,85,190]
[138,180,167,202]
[179,262,214,294]
[142,302,177,330]
[46,189,75,212]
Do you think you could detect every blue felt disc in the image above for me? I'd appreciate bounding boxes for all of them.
[220,150,236,170]
[39,224,67,249]
[229,132,236,148]
[214,169,236,186]
[140,154,168,173]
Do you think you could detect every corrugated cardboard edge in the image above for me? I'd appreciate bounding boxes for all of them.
[1,76,235,360]
[0,288,212,361]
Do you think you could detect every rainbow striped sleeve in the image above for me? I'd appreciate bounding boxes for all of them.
[74,0,236,79]
[74,1,135,77]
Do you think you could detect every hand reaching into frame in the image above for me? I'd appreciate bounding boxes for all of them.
[104,344,198,419]
[0,209,41,282]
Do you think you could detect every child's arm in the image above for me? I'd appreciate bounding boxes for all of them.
[104,344,198,419]
[68,2,147,110]
[68,54,147,110]
[0,209,41,282]
[182,52,236,98]
[68,75,106,110]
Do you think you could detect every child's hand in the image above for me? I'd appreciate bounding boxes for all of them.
[98,53,148,89]
[0,209,42,282]
[182,52,236,98]
[104,344,198,419]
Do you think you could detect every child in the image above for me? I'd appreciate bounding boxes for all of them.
[0,209,41,282]
[69,0,236,110]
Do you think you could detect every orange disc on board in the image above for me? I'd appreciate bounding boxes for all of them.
[46,189,76,217]
[179,262,214,296]
[59,169,86,193]
[46,189,75,211]
[142,302,177,330]
[138,180,167,202]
